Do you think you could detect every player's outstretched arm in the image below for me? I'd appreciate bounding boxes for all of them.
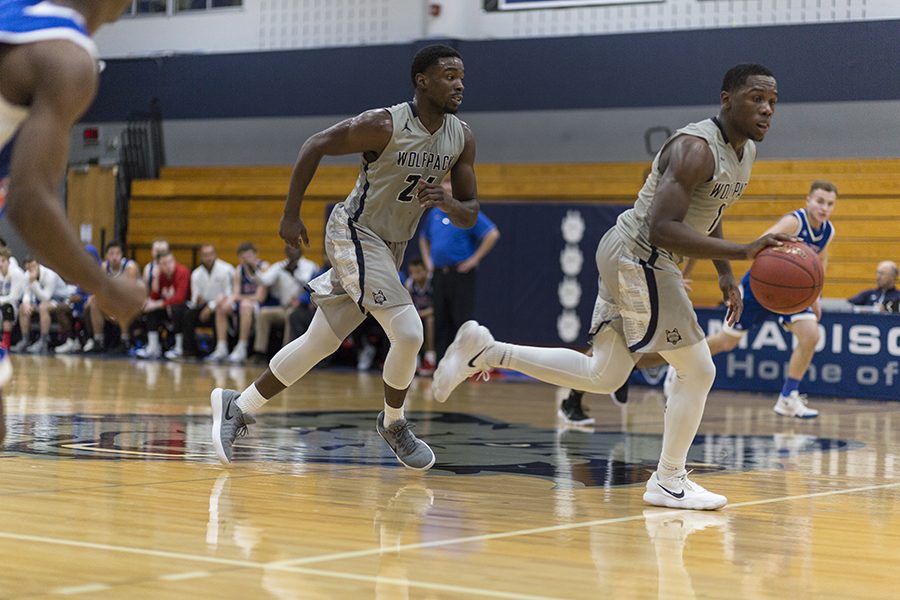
[5,43,145,326]
[416,123,478,228]
[281,110,393,248]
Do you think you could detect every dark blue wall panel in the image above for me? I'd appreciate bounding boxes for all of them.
[462,202,628,346]
[85,20,900,122]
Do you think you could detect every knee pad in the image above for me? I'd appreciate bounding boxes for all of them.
[383,305,424,350]
[269,310,343,386]
[372,305,423,390]
[665,341,716,396]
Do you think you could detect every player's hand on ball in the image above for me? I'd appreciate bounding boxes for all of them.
[743,232,797,259]
[280,215,309,248]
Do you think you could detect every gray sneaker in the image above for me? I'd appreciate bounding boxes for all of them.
[210,387,256,465]
[376,411,436,471]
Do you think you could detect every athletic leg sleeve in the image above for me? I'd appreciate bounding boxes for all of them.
[656,339,717,476]
[487,325,635,394]
[370,304,423,391]
[268,309,343,386]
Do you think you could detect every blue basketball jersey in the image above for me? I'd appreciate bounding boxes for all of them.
[731,209,835,332]
[0,0,97,182]
[786,208,835,254]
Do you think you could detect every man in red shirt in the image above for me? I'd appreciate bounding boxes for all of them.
[137,251,191,359]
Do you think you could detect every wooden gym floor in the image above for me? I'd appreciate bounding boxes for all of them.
[1,354,898,599]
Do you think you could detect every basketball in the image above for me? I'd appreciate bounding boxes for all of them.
[749,241,824,314]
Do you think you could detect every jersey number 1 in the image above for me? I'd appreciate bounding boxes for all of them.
[706,203,727,233]
[397,174,436,203]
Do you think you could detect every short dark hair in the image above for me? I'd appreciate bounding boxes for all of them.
[237,241,257,254]
[23,256,37,265]
[105,240,123,253]
[408,257,425,269]
[809,180,838,196]
[411,44,461,86]
[721,64,774,93]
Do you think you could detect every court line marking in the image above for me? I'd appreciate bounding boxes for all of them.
[157,571,212,581]
[0,465,371,497]
[53,583,112,595]
[2,481,897,599]
[0,531,559,600]
[270,480,900,566]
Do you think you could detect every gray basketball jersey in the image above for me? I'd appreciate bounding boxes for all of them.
[617,118,756,264]
[342,102,465,242]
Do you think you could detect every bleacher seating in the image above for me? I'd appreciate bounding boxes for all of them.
[129,158,900,306]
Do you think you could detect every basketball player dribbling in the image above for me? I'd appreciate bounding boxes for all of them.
[0,1,146,444]
[433,64,792,510]
[665,181,838,418]
[211,45,480,470]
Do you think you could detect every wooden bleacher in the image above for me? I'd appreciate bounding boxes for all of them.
[129,159,900,306]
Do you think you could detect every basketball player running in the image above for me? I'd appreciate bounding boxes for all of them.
[0,1,146,444]
[211,45,479,469]
[664,181,837,418]
[433,64,789,510]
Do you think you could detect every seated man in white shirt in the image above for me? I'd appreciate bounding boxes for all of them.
[253,245,319,359]
[14,257,73,354]
[180,244,235,360]
[0,248,26,350]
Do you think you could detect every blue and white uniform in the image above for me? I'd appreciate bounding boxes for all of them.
[0,1,97,187]
[724,208,835,335]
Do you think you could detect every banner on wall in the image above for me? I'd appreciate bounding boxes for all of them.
[633,309,900,402]
[419,201,899,401]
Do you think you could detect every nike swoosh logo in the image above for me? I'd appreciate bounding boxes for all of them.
[224,402,236,421]
[467,347,487,369]
[657,483,685,499]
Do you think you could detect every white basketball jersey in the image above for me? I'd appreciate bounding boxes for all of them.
[342,101,465,243]
[617,117,756,263]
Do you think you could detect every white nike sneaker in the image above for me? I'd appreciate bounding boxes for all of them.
[663,365,677,398]
[431,320,493,403]
[774,391,819,418]
[643,471,727,510]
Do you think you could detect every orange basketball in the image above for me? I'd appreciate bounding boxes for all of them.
[749,240,824,315]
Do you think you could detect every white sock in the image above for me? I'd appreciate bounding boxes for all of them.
[656,458,686,481]
[174,333,183,353]
[383,402,404,426]
[234,340,247,351]
[235,383,268,413]
[215,340,228,353]
[147,331,160,351]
